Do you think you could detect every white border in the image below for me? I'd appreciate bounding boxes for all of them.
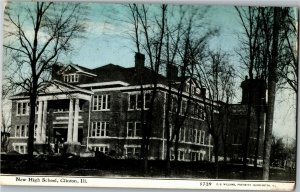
[1,0,299,192]
[0,175,295,191]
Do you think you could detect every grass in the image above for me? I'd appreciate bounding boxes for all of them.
[0,154,296,181]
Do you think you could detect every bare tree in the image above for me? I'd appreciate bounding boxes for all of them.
[235,6,263,169]
[126,4,167,172]
[236,6,295,179]
[160,6,217,172]
[3,2,86,161]
[218,53,235,164]
[168,6,209,163]
[195,49,235,178]
[262,7,282,180]
[1,86,11,152]
[277,8,298,93]
[126,5,218,173]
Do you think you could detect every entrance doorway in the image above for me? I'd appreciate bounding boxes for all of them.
[54,128,67,153]
[53,128,83,153]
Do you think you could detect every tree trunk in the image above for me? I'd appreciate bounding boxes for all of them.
[142,86,158,174]
[263,7,281,180]
[174,130,179,162]
[213,137,219,179]
[165,83,172,175]
[254,108,261,168]
[223,141,227,164]
[27,83,38,162]
[243,76,253,168]
[165,140,171,175]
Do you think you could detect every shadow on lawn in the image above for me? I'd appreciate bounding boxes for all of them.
[0,153,296,181]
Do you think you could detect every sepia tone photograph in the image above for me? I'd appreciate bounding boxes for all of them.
[0,0,298,191]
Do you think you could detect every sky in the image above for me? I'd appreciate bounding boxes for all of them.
[61,3,297,139]
[2,2,297,140]
[62,4,242,69]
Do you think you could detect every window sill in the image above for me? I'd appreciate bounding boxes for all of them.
[92,109,111,112]
[10,137,29,139]
[89,136,109,138]
[53,110,84,114]
[126,136,141,139]
[128,108,149,111]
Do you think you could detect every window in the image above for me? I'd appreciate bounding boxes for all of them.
[197,130,201,144]
[192,130,204,144]
[198,106,205,120]
[170,149,185,161]
[186,85,190,93]
[179,128,185,142]
[169,124,173,139]
[128,93,151,110]
[173,98,178,113]
[127,122,142,138]
[14,144,27,154]
[193,104,198,117]
[127,122,134,137]
[190,103,195,116]
[190,152,198,161]
[55,108,68,113]
[90,145,109,154]
[170,149,175,160]
[179,150,185,161]
[16,101,29,116]
[75,74,79,82]
[137,94,143,109]
[63,74,79,83]
[169,96,178,113]
[135,122,141,137]
[129,95,136,110]
[188,129,194,142]
[181,100,187,114]
[15,125,28,137]
[193,129,197,143]
[125,146,141,157]
[201,131,205,144]
[15,124,38,138]
[22,102,27,114]
[200,152,204,161]
[144,93,151,109]
[90,121,109,137]
[93,95,111,111]
[192,85,196,94]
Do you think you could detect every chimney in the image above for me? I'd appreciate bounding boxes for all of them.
[167,63,178,79]
[135,52,145,77]
[52,64,61,80]
[200,88,206,98]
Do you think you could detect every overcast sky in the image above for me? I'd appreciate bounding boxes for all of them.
[3,2,297,140]
[60,3,297,139]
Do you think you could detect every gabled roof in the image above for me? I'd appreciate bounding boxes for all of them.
[54,62,203,91]
[10,80,93,99]
[59,64,97,77]
[83,64,167,86]
[45,80,93,95]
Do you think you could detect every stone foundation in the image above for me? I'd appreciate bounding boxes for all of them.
[63,142,81,155]
[34,143,50,154]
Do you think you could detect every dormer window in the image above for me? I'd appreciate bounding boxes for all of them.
[63,73,79,83]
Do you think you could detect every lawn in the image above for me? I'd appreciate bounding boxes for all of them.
[0,154,296,181]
